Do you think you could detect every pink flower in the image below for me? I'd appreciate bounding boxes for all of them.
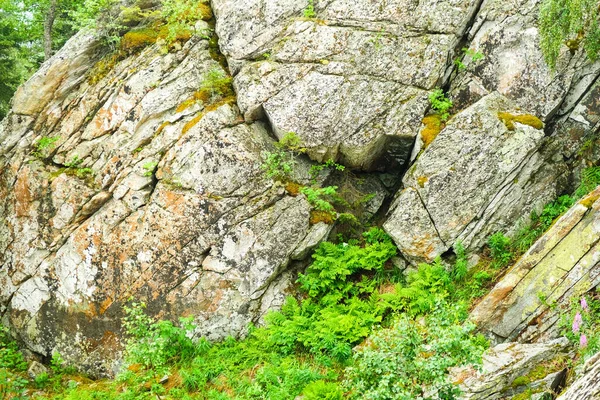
[580,334,588,348]
[581,297,589,312]
[573,312,583,333]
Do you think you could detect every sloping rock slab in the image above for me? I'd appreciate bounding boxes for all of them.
[471,187,600,343]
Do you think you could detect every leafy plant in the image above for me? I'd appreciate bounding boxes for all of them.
[428,89,453,121]
[559,293,600,363]
[539,0,600,69]
[122,301,198,374]
[309,159,345,182]
[200,67,233,100]
[303,380,344,400]
[573,166,600,199]
[142,161,158,177]
[344,301,487,400]
[454,47,484,70]
[278,132,306,153]
[300,186,338,213]
[261,149,295,181]
[261,133,307,181]
[32,136,60,158]
[64,155,94,179]
[488,232,512,269]
[304,0,316,18]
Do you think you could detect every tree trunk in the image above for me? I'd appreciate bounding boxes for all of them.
[43,0,58,60]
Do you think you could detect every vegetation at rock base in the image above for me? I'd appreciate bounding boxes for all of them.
[1,229,492,399]
[539,0,600,69]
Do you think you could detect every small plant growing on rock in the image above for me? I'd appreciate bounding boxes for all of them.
[428,89,453,121]
[300,186,338,213]
[32,136,59,158]
[309,159,345,182]
[261,132,306,181]
[454,47,484,71]
[65,155,94,179]
[261,149,296,181]
[304,0,316,18]
[142,161,158,177]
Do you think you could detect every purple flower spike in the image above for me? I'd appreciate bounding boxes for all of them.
[573,312,583,333]
[580,334,588,348]
[581,297,589,312]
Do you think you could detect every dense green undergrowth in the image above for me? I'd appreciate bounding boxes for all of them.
[1,229,490,400]
[2,164,599,399]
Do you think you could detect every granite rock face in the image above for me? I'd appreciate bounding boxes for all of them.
[0,31,337,375]
[448,0,597,120]
[211,0,483,170]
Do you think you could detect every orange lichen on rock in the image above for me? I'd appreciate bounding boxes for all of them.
[285,182,302,196]
[417,176,429,188]
[420,115,444,148]
[309,210,335,225]
[498,112,544,131]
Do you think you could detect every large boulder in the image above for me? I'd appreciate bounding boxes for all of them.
[383,92,568,263]
[470,186,600,343]
[0,30,337,376]
[211,0,483,170]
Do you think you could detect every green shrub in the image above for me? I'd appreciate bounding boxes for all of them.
[122,301,197,373]
[32,136,59,158]
[142,161,158,177]
[304,0,316,18]
[0,327,26,371]
[488,232,512,268]
[261,149,295,181]
[573,166,600,199]
[344,301,488,400]
[309,159,345,182]
[261,133,306,181]
[256,229,397,361]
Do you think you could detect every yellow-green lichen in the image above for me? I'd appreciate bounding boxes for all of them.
[498,112,544,131]
[181,96,237,135]
[421,114,444,148]
[309,210,335,225]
